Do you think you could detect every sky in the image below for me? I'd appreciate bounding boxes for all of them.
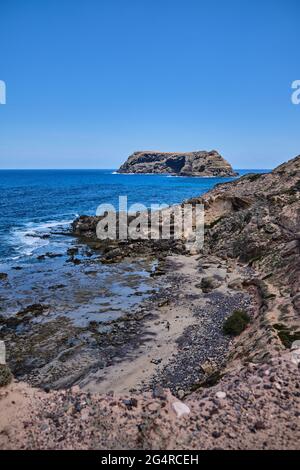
[0,0,299,169]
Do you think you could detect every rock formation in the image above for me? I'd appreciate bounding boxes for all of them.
[196,154,300,363]
[118,150,237,177]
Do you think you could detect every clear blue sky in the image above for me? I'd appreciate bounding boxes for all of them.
[0,0,299,169]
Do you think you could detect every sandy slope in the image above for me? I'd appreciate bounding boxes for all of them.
[0,351,299,450]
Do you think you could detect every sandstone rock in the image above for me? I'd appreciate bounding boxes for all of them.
[118,150,237,177]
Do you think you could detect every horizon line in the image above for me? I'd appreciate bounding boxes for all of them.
[0,167,272,171]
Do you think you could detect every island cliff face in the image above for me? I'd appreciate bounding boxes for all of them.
[117,150,237,177]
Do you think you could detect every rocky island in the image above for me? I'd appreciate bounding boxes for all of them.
[117,150,238,177]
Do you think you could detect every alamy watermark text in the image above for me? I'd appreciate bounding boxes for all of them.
[291,80,300,105]
[0,80,6,104]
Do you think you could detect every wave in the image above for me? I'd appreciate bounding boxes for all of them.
[12,229,50,256]
[23,218,76,230]
[8,216,76,259]
[166,175,184,178]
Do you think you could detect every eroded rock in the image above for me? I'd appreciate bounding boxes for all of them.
[118,150,237,177]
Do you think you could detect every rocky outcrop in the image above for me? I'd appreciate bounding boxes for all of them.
[194,155,300,363]
[118,150,237,177]
[71,214,187,264]
[199,155,300,286]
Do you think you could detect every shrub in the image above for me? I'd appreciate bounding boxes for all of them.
[223,309,250,336]
[0,364,12,387]
[245,173,263,182]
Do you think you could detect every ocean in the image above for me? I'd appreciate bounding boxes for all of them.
[0,169,267,263]
[0,169,267,326]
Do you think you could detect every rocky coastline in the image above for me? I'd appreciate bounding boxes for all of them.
[0,154,299,449]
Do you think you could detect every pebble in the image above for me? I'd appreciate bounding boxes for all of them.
[123,398,138,409]
[151,358,162,365]
[215,391,226,399]
[172,401,190,418]
[152,386,167,400]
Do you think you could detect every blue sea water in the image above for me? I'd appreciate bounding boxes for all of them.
[0,169,267,263]
[0,168,269,326]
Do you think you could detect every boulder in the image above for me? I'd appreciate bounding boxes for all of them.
[200,276,222,292]
[228,278,243,290]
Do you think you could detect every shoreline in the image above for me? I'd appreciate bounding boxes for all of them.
[0,247,254,395]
